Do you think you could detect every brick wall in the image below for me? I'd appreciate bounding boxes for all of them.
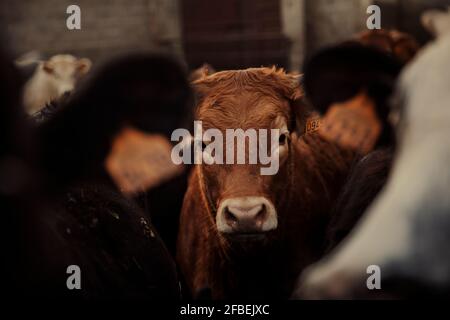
[0,0,183,63]
[2,0,449,70]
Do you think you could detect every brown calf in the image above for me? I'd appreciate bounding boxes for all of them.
[176,67,354,299]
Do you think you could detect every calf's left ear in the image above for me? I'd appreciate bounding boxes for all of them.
[76,58,92,75]
[42,61,54,74]
[277,72,318,134]
[278,72,303,101]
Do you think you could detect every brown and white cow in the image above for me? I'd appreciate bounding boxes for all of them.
[176,67,355,299]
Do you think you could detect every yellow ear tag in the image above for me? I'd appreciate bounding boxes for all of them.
[305,117,322,134]
[105,127,184,196]
[317,92,382,155]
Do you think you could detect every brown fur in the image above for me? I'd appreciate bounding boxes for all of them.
[356,29,420,64]
[177,67,355,299]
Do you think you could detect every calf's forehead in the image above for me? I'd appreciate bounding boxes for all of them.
[197,90,290,130]
[49,56,78,74]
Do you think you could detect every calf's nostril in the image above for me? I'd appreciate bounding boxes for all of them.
[255,204,268,225]
[224,206,238,226]
[224,203,268,228]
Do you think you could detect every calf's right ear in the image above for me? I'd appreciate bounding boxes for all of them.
[190,71,218,109]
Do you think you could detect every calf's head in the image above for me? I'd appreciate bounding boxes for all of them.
[193,67,303,241]
[42,54,91,96]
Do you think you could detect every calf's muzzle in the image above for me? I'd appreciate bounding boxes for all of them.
[216,196,277,235]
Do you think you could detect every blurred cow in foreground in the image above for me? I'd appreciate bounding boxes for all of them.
[9,53,191,299]
[422,7,450,38]
[300,27,422,258]
[293,9,450,299]
[301,41,404,254]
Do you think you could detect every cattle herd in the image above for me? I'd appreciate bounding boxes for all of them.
[1,8,450,301]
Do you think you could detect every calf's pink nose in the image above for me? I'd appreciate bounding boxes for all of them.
[216,197,278,234]
[224,203,267,231]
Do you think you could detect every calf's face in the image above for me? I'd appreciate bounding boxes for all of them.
[193,68,301,241]
[42,54,91,95]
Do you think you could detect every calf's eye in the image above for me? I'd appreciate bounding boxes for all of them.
[279,133,288,145]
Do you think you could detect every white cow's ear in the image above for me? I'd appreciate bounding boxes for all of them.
[421,8,450,38]
[42,61,54,74]
[77,58,92,74]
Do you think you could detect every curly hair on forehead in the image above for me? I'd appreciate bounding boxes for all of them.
[192,66,303,103]
[192,67,304,132]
